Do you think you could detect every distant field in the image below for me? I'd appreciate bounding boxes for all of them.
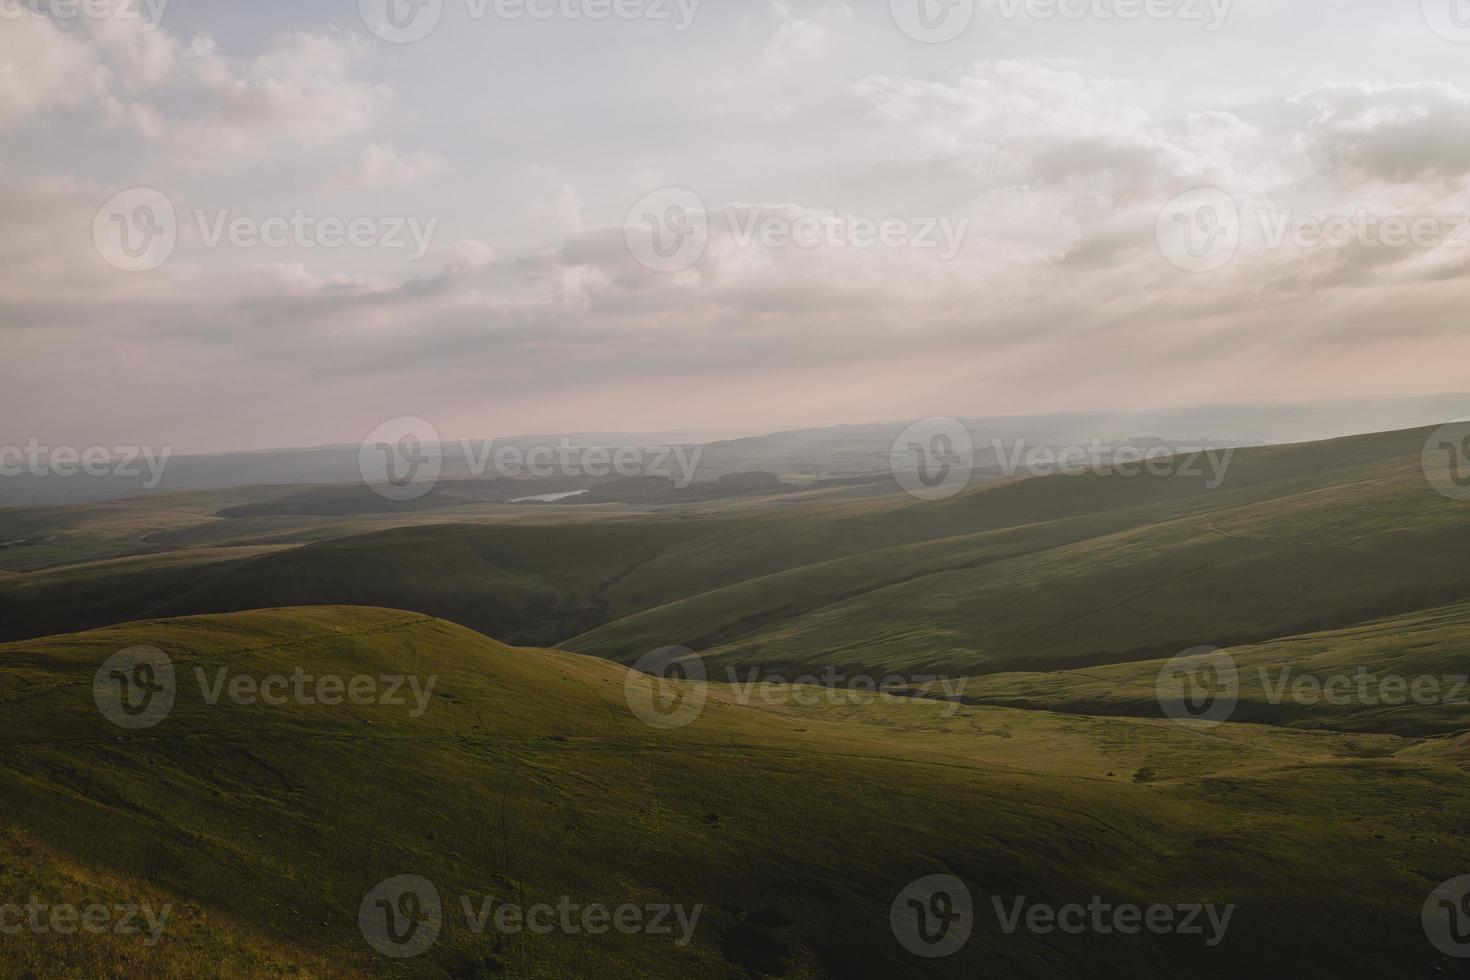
[6,426,1465,674]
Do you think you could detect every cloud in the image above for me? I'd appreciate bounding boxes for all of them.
[254,262,392,296]
[324,143,447,193]
[170,32,389,164]
[0,12,107,126]
[0,175,195,311]
[7,12,1470,450]
[763,0,844,70]
[82,6,179,91]
[1298,81,1470,183]
[1,13,387,168]
[852,60,1253,203]
[434,239,499,272]
[6,165,1469,451]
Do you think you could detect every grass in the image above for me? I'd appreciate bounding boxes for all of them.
[5,426,1468,674]
[948,597,1470,736]
[5,424,1470,976]
[3,607,1470,977]
[0,827,362,978]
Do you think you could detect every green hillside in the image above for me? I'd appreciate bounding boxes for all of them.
[4,427,1465,675]
[2,607,1469,977]
[950,597,1470,736]
[568,426,1470,673]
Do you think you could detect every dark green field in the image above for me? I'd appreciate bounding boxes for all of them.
[4,424,1470,977]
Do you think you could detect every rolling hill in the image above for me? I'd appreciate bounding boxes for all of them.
[3,607,1469,977]
[5,425,1466,681]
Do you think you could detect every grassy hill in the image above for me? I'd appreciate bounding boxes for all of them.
[947,597,1470,736]
[3,607,1470,977]
[4,426,1467,675]
[567,426,1470,673]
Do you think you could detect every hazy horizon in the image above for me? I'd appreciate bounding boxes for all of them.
[3,390,1468,459]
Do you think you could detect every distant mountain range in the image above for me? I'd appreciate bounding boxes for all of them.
[3,393,1465,507]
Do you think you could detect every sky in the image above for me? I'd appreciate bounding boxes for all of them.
[4,0,1470,453]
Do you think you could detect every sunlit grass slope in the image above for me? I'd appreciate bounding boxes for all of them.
[3,607,1469,977]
